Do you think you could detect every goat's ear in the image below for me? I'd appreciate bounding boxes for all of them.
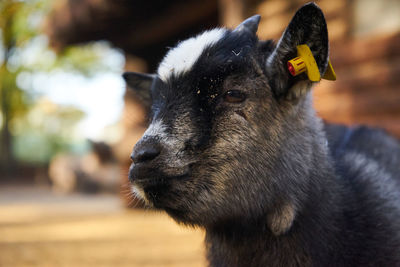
[122,72,155,108]
[266,3,329,101]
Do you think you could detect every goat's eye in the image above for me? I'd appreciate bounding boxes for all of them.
[223,90,246,103]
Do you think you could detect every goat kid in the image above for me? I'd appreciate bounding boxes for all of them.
[124,3,400,266]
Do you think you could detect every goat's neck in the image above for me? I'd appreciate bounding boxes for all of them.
[205,123,344,266]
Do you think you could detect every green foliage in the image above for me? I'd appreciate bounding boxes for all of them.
[0,0,120,167]
[56,43,117,76]
[0,65,28,119]
[12,99,86,163]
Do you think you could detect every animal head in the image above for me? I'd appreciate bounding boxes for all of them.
[124,3,330,233]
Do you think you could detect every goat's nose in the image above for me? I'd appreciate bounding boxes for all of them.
[131,142,161,164]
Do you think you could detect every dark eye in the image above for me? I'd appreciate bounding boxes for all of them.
[223,90,246,103]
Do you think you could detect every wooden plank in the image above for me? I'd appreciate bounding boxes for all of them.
[258,12,291,39]
[256,0,349,40]
[46,0,218,50]
[219,0,246,28]
[331,33,400,68]
[315,85,400,116]
[317,59,400,95]
[327,17,349,41]
[257,0,291,19]
[120,0,218,48]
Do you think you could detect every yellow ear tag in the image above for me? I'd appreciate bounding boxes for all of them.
[322,60,336,81]
[287,44,336,82]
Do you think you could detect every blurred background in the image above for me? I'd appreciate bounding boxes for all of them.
[0,0,399,266]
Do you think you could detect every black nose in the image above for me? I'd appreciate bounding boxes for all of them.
[131,141,161,164]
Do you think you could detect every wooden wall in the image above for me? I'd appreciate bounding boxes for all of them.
[223,0,400,137]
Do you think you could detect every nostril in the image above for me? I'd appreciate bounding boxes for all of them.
[132,145,161,164]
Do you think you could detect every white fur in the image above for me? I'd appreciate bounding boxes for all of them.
[132,185,145,200]
[141,120,183,164]
[157,28,226,82]
[143,120,167,139]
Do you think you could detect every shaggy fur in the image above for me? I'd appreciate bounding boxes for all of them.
[124,3,400,266]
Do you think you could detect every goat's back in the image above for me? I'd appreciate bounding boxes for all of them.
[325,122,400,182]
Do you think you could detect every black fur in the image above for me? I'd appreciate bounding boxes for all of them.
[124,3,400,266]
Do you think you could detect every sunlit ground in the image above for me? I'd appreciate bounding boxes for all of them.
[0,186,206,267]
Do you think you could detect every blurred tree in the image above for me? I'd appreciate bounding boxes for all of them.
[12,98,86,164]
[0,0,119,177]
[0,0,25,174]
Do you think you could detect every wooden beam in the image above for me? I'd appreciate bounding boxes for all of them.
[117,0,218,49]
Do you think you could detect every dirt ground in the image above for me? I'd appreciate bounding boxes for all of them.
[0,185,206,267]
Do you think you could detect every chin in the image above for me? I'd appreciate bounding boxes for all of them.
[132,172,186,206]
[132,179,211,226]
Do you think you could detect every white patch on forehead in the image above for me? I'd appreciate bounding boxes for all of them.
[157,28,227,82]
[143,120,167,138]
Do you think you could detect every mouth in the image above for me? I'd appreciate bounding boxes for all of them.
[131,171,190,208]
[134,173,188,187]
[129,162,190,182]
